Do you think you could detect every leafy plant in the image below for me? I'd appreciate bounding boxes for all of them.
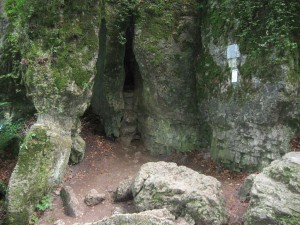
[29,214,39,225]
[28,195,52,224]
[35,195,52,212]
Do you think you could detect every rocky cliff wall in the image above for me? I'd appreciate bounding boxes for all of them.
[133,0,205,153]
[91,0,132,138]
[199,0,300,171]
[2,2,300,223]
[90,0,299,164]
[4,0,102,223]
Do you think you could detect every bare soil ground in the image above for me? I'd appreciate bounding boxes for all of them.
[37,123,249,225]
[0,119,299,225]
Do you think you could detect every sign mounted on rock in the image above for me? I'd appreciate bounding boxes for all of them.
[227,44,240,84]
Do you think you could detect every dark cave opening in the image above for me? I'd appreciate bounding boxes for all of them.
[123,15,136,92]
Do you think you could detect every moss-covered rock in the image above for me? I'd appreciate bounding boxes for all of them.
[5,0,102,224]
[91,0,134,138]
[134,0,205,154]
[243,152,300,224]
[198,0,300,171]
[7,125,54,224]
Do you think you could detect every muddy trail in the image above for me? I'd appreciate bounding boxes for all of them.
[34,119,249,225]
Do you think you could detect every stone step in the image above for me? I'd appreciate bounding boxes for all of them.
[120,125,136,135]
[119,135,134,146]
[123,112,137,123]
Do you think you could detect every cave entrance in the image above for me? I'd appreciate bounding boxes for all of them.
[120,14,141,144]
[123,15,136,92]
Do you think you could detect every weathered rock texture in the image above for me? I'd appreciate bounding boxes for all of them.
[0,0,35,138]
[84,189,105,206]
[244,152,300,224]
[238,174,256,202]
[134,0,204,153]
[132,162,228,225]
[6,1,102,224]
[91,0,133,138]
[69,120,86,165]
[199,0,300,171]
[91,0,299,167]
[114,177,133,202]
[61,186,83,218]
[73,208,190,225]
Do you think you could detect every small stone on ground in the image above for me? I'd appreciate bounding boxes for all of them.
[60,186,83,218]
[84,189,105,206]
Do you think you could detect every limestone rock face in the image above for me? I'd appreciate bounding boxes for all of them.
[244,152,300,224]
[0,1,35,139]
[132,162,228,225]
[73,208,190,225]
[6,1,102,224]
[208,83,297,171]
[91,0,132,138]
[134,0,204,154]
[199,0,300,171]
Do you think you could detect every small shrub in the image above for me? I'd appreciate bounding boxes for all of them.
[29,195,53,224]
[35,195,52,212]
[29,214,39,225]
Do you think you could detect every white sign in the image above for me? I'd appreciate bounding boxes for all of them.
[232,69,238,83]
[227,44,240,60]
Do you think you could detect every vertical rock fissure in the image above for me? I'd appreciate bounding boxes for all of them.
[120,13,140,144]
[123,14,136,92]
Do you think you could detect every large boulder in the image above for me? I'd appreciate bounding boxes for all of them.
[5,0,102,224]
[73,208,190,225]
[243,152,300,224]
[132,162,228,225]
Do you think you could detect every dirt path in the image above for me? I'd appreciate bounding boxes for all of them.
[38,125,248,225]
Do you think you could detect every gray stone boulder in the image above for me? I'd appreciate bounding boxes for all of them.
[60,186,83,218]
[238,174,256,202]
[132,161,228,225]
[84,189,105,206]
[244,152,300,224]
[114,177,133,202]
[73,208,191,225]
[69,136,86,165]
